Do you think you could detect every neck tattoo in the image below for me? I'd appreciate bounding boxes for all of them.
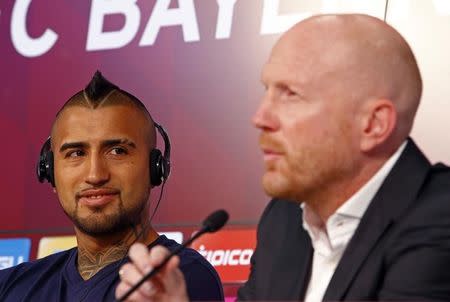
[77,244,129,280]
[76,223,151,280]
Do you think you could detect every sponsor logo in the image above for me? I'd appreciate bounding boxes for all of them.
[198,245,253,266]
[191,229,256,283]
[0,238,31,269]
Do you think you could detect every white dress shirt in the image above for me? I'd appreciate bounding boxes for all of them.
[302,141,407,302]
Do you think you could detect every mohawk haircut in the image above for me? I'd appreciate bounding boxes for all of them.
[52,71,156,147]
[56,70,152,119]
[85,70,119,102]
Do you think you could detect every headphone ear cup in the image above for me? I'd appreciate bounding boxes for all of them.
[36,138,55,187]
[47,151,55,187]
[37,155,47,183]
[150,149,163,186]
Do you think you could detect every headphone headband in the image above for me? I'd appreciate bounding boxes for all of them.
[37,122,171,187]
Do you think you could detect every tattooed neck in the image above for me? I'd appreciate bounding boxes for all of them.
[77,244,129,280]
[75,222,156,280]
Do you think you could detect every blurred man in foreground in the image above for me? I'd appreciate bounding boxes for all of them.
[0,72,223,301]
[116,14,450,301]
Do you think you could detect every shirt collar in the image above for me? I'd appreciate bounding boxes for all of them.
[335,141,407,219]
[301,140,407,228]
[301,141,407,253]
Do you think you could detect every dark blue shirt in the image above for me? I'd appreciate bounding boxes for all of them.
[0,235,223,301]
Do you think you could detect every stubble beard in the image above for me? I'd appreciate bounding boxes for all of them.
[262,142,355,203]
[65,198,147,237]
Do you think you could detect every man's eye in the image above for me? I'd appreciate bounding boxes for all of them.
[66,150,84,158]
[110,147,127,155]
[283,87,296,97]
[277,84,297,98]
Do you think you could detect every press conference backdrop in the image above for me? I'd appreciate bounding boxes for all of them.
[1,0,450,290]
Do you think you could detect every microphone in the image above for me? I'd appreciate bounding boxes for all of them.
[117,209,229,301]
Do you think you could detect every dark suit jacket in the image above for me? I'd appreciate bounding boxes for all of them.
[238,139,450,301]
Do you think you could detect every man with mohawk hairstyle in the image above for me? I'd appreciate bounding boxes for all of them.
[0,71,223,302]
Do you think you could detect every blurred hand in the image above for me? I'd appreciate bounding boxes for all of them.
[115,243,189,302]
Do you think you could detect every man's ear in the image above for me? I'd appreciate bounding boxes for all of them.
[360,99,397,152]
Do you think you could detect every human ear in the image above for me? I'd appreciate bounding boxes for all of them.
[360,99,397,152]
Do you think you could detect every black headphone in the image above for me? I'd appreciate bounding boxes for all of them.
[36,122,171,187]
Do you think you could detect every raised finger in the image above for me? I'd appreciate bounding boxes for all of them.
[128,243,153,274]
[119,263,155,298]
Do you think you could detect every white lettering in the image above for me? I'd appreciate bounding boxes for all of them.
[0,256,15,269]
[210,250,225,266]
[198,245,208,258]
[260,0,311,35]
[11,0,58,57]
[228,249,241,265]
[197,246,254,266]
[239,249,252,265]
[140,0,199,46]
[86,0,140,51]
[215,0,238,39]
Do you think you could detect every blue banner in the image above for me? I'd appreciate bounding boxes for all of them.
[0,238,31,269]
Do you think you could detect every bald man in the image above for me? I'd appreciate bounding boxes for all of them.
[116,14,450,301]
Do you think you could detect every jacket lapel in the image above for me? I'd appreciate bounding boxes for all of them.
[266,202,313,300]
[323,139,431,301]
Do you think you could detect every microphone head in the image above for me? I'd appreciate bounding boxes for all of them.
[202,209,229,233]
